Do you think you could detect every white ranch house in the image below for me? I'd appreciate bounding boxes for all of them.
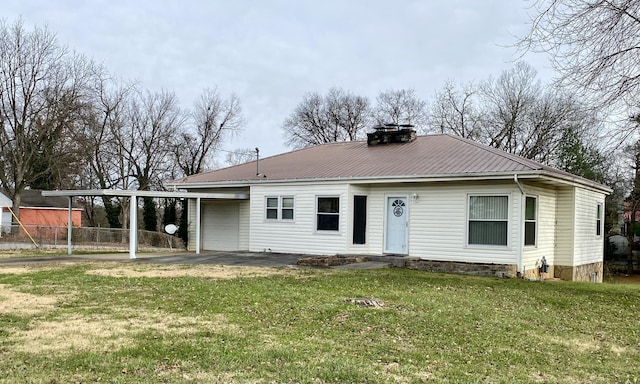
[167,131,611,282]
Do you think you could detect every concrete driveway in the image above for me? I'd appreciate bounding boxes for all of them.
[136,251,304,267]
[0,251,306,268]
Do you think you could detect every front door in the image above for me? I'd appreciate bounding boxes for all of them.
[385,196,408,254]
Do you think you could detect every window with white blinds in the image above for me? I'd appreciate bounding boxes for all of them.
[468,195,509,246]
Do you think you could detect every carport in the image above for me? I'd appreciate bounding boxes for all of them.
[41,189,248,259]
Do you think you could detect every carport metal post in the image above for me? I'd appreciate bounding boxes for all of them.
[67,197,73,255]
[129,195,137,259]
[195,197,201,254]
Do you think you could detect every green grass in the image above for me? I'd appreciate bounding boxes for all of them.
[0,263,638,383]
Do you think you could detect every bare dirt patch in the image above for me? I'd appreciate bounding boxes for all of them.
[533,332,631,356]
[13,310,234,354]
[610,274,640,285]
[0,284,59,315]
[0,266,47,275]
[86,264,299,279]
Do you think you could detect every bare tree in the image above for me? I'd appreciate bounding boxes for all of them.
[0,19,96,219]
[429,81,483,139]
[81,74,137,228]
[120,89,183,191]
[623,134,640,274]
[477,62,598,164]
[480,62,541,154]
[518,0,640,109]
[374,89,429,132]
[430,62,601,165]
[174,88,243,177]
[113,89,184,231]
[283,87,370,149]
[325,88,370,141]
[225,148,256,166]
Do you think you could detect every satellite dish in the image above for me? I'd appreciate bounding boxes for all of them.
[164,224,178,235]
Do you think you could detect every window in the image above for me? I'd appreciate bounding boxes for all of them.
[266,197,279,219]
[524,196,537,246]
[468,195,508,246]
[596,203,603,236]
[265,196,294,221]
[317,197,339,231]
[282,197,294,220]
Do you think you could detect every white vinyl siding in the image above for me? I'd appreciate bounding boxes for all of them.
[249,183,348,255]
[183,180,604,273]
[523,185,557,271]
[574,188,606,265]
[368,182,520,265]
[554,187,575,266]
[238,199,250,250]
[553,186,605,267]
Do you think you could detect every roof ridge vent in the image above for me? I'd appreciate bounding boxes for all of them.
[367,123,416,146]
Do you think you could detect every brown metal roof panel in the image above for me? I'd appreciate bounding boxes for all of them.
[174,134,556,184]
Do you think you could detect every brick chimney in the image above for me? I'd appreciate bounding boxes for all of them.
[367,123,417,146]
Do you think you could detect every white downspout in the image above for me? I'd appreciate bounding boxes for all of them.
[514,174,525,276]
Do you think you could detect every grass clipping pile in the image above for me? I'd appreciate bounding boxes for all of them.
[0,263,297,355]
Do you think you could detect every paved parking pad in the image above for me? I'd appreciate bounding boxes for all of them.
[135,251,303,267]
[0,251,305,268]
[0,251,391,269]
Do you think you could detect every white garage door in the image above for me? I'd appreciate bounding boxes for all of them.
[201,201,239,251]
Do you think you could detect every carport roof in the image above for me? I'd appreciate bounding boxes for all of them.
[40,189,247,260]
[41,189,248,199]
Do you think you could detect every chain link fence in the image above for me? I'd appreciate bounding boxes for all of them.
[0,225,184,251]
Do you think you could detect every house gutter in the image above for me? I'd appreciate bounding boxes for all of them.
[514,174,525,276]
[168,170,611,195]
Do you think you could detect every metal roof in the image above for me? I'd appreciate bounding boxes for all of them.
[168,134,610,193]
[41,189,248,199]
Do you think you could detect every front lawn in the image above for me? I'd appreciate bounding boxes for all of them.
[0,262,638,383]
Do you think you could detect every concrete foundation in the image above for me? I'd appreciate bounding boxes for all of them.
[554,261,603,283]
[402,258,517,278]
[523,266,555,281]
[372,256,604,282]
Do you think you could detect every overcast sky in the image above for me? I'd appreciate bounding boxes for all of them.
[3,1,553,160]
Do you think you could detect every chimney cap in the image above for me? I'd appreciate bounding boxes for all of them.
[372,123,415,131]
